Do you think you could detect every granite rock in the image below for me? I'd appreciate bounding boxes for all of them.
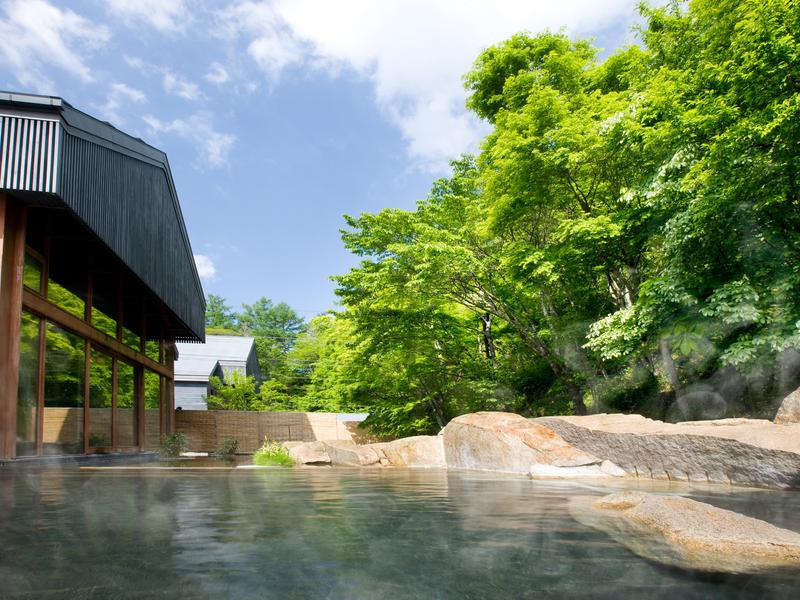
[441,412,613,475]
[574,491,800,573]
[323,441,381,466]
[536,414,800,489]
[382,435,446,468]
[287,441,331,465]
[775,387,800,424]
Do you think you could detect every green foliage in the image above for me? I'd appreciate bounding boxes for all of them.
[252,439,294,466]
[200,1,800,435]
[207,372,266,411]
[206,294,236,329]
[313,0,800,435]
[159,432,187,457]
[214,437,239,457]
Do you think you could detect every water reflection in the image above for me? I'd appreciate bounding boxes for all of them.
[0,467,798,599]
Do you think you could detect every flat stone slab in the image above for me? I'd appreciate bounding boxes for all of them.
[536,414,800,489]
[573,491,800,573]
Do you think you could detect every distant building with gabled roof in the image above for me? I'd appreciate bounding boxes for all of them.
[174,335,261,410]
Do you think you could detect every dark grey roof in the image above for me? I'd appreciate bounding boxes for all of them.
[0,91,205,341]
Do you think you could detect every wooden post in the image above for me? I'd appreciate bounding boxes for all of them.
[0,194,27,460]
[165,335,175,434]
[83,341,91,453]
[111,358,118,450]
[35,318,45,456]
[136,366,145,451]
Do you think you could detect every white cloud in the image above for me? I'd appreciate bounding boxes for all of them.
[144,112,236,168]
[205,62,230,85]
[217,0,638,172]
[193,254,217,280]
[99,82,146,126]
[162,70,204,101]
[124,56,205,102]
[215,2,304,82]
[106,0,190,33]
[0,0,109,92]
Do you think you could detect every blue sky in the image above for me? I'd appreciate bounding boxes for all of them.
[0,0,642,319]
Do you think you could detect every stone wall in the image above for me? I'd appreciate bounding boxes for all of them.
[174,410,368,453]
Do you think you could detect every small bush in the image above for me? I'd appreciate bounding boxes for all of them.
[160,432,187,457]
[214,437,240,457]
[252,439,294,466]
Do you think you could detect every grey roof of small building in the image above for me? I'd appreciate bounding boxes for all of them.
[175,335,257,383]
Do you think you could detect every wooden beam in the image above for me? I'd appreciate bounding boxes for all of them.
[0,194,27,460]
[22,288,172,379]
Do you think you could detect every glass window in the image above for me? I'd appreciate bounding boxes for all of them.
[116,361,137,448]
[23,253,43,293]
[91,269,119,338]
[145,339,160,363]
[123,327,140,351]
[92,306,117,338]
[16,311,40,457]
[47,279,86,321]
[144,371,161,451]
[43,323,85,455]
[88,349,113,449]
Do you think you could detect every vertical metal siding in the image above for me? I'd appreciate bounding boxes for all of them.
[175,383,209,410]
[0,116,60,193]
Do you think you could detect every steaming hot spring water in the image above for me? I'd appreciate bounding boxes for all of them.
[2,463,799,599]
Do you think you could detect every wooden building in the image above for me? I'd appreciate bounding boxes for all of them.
[175,335,262,410]
[0,92,205,459]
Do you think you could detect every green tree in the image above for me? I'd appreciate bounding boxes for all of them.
[237,297,306,384]
[205,294,237,330]
[586,0,800,417]
[207,371,265,411]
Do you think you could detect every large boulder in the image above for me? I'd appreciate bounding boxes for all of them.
[441,412,621,476]
[775,387,800,424]
[288,441,331,465]
[382,436,445,468]
[574,491,800,573]
[323,441,381,466]
[536,414,800,489]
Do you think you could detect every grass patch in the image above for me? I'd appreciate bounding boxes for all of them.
[252,439,294,467]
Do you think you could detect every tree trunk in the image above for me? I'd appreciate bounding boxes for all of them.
[659,339,682,397]
[480,313,495,360]
[429,394,447,429]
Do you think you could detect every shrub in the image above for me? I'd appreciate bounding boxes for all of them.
[252,439,294,466]
[207,372,266,411]
[214,436,239,457]
[159,432,187,457]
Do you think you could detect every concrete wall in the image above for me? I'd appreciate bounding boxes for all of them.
[174,410,373,453]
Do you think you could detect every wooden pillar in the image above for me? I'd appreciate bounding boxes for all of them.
[165,336,175,434]
[83,340,91,453]
[135,366,145,451]
[0,194,27,460]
